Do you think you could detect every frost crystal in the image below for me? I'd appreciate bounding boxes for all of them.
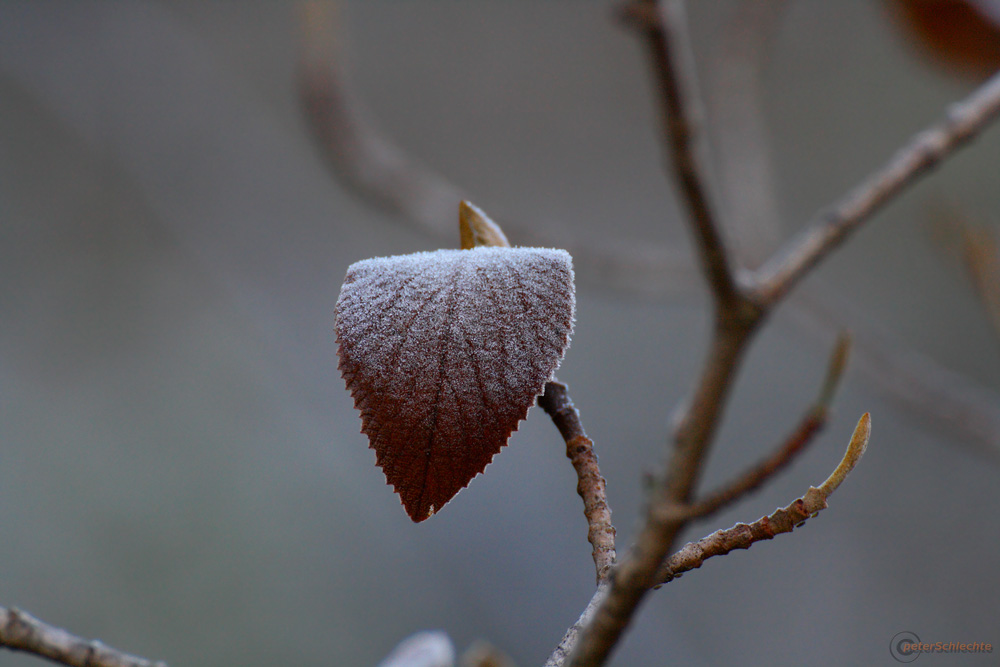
[335,246,575,522]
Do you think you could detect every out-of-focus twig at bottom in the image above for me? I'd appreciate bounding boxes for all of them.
[0,607,167,667]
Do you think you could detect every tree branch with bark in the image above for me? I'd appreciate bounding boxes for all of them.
[557,1,1000,665]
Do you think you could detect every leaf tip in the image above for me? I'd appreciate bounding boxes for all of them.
[459,201,510,249]
[817,412,871,496]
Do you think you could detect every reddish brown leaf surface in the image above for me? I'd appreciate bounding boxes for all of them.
[888,0,1000,78]
[335,247,575,521]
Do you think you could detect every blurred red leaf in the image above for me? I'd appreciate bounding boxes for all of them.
[888,0,1000,78]
[960,223,1000,338]
[335,247,575,521]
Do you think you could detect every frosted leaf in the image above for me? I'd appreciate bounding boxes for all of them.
[335,246,575,522]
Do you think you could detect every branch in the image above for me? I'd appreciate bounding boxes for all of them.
[622,0,739,306]
[656,413,871,585]
[753,68,1000,306]
[562,184,756,662]
[543,583,609,667]
[679,332,850,522]
[538,381,617,583]
[0,607,166,667]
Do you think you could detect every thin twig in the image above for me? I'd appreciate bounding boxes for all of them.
[753,68,1000,306]
[543,583,609,667]
[656,413,871,585]
[0,607,166,667]
[538,381,617,583]
[678,332,851,523]
[564,10,771,653]
[619,0,765,564]
[622,0,739,306]
[556,0,748,650]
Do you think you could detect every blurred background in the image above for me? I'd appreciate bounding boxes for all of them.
[2,1,999,665]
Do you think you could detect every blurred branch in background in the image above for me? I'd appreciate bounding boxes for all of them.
[791,282,1000,461]
[297,0,701,297]
[0,607,167,667]
[297,1,465,238]
[701,0,788,266]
